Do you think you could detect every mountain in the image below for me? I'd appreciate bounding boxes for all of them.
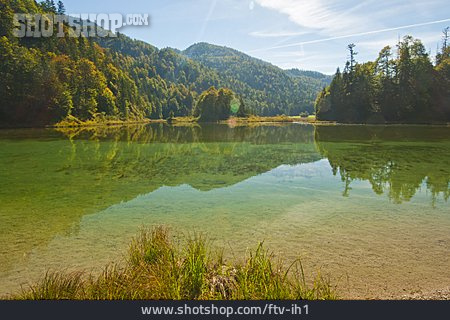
[183,42,330,115]
[0,0,330,126]
[285,68,333,82]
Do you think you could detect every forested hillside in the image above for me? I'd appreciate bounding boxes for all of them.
[0,0,329,127]
[183,43,331,116]
[0,0,218,125]
[315,33,450,123]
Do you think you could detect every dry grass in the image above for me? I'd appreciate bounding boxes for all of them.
[16,227,337,300]
[52,114,157,128]
[229,115,319,124]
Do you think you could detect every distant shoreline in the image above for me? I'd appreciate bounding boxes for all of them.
[1,115,449,129]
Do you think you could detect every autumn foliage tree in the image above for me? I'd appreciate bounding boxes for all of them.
[193,87,234,122]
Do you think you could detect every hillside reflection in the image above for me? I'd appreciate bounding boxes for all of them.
[51,123,450,203]
[0,123,320,275]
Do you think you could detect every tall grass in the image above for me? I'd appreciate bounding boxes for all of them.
[17,227,337,300]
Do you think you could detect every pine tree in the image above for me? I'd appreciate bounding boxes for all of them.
[50,0,56,12]
[57,1,66,15]
[43,0,57,13]
[348,43,358,74]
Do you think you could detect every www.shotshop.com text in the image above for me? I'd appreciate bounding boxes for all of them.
[141,303,310,317]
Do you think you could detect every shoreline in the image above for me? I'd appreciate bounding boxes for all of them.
[399,287,450,300]
[3,272,448,300]
[1,116,449,129]
[2,262,449,301]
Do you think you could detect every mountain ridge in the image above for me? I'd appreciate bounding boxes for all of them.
[183,42,332,78]
[182,42,331,115]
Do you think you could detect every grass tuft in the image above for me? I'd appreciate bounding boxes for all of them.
[20,271,84,300]
[15,227,337,300]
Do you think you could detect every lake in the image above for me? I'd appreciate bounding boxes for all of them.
[0,123,449,298]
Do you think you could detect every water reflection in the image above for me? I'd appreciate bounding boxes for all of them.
[314,125,450,204]
[0,124,320,277]
[0,123,449,296]
[53,123,450,204]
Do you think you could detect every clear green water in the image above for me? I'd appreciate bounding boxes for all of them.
[0,124,449,298]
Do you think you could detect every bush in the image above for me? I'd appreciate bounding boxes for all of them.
[300,112,310,118]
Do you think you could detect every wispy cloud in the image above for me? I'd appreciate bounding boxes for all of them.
[249,30,310,38]
[196,0,217,42]
[249,18,450,53]
[254,0,372,35]
[357,32,443,51]
[268,50,306,58]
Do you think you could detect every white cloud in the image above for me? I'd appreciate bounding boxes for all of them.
[254,0,373,35]
[249,30,310,38]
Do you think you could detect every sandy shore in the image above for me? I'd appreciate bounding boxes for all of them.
[399,287,450,300]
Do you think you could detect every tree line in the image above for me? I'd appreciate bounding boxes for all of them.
[0,0,327,127]
[315,30,450,123]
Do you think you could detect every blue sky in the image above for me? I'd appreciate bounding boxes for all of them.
[62,0,450,74]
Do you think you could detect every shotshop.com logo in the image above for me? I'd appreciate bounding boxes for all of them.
[13,13,150,38]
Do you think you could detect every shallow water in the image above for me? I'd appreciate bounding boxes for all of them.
[0,124,449,298]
